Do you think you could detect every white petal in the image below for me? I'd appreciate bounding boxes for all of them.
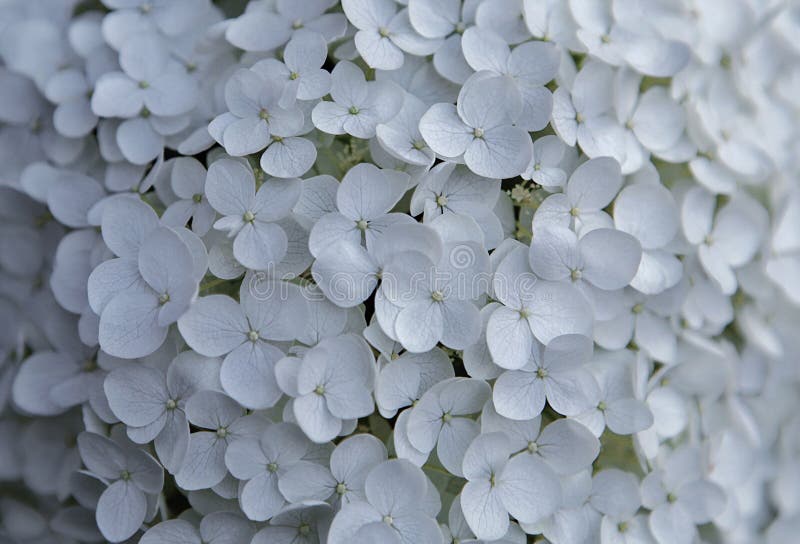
[461,481,509,541]
[486,307,535,370]
[635,312,676,364]
[96,480,147,543]
[537,419,600,475]
[614,183,678,250]
[580,228,642,290]
[104,365,167,427]
[396,300,443,353]
[606,397,653,435]
[278,460,336,502]
[99,292,167,359]
[418,103,472,158]
[141,519,199,544]
[233,221,288,270]
[240,472,284,521]
[220,342,283,410]
[116,117,163,165]
[100,196,159,259]
[680,186,715,245]
[177,295,247,357]
[526,282,593,343]
[464,125,533,179]
[528,225,576,282]
[544,369,600,416]
[567,156,622,211]
[437,417,479,477]
[499,454,562,524]
[260,137,317,178]
[355,30,405,70]
[12,352,76,416]
[175,432,228,490]
[293,393,342,443]
[342,0,396,30]
[493,371,545,420]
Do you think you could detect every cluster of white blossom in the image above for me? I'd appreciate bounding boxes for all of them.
[1,0,800,543]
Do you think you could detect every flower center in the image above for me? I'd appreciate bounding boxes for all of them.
[356,219,368,231]
[570,269,582,281]
[243,210,256,223]
[138,80,149,89]
[348,105,360,115]
[314,384,326,396]
[632,303,644,314]
[412,139,426,150]
[536,368,548,379]
[382,514,394,525]
[298,523,311,536]
[569,207,580,217]
[289,71,299,80]
[158,292,170,305]
[139,2,151,14]
[442,412,453,423]
[618,522,629,533]
[667,492,678,503]
[489,472,497,487]
[597,401,607,411]
[166,398,177,410]
[431,290,445,302]
[216,427,228,438]
[292,19,303,29]
[472,127,484,139]
[248,330,259,342]
[575,112,585,123]
[120,469,131,481]
[267,462,279,473]
[455,21,466,34]
[527,441,538,453]
[193,193,203,203]
[436,194,448,207]
[140,106,151,118]
[378,27,390,38]
[259,108,270,120]
[704,234,714,246]
[336,482,347,495]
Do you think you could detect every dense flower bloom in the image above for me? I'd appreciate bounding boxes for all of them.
[1,1,799,543]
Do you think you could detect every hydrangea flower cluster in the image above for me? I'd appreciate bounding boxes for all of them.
[1,1,800,543]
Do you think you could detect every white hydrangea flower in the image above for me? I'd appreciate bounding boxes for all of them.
[327,459,442,544]
[404,377,489,475]
[141,512,255,544]
[224,421,313,521]
[493,333,599,420]
[461,26,559,131]
[419,73,533,178]
[77,431,164,542]
[208,66,303,158]
[174,390,264,491]
[276,334,376,443]
[205,158,301,270]
[226,0,346,52]
[459,432,562,541]
[103,350,221,473]
[342,0,440,70]
[312,60,404,139]
[641,446,725,544]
